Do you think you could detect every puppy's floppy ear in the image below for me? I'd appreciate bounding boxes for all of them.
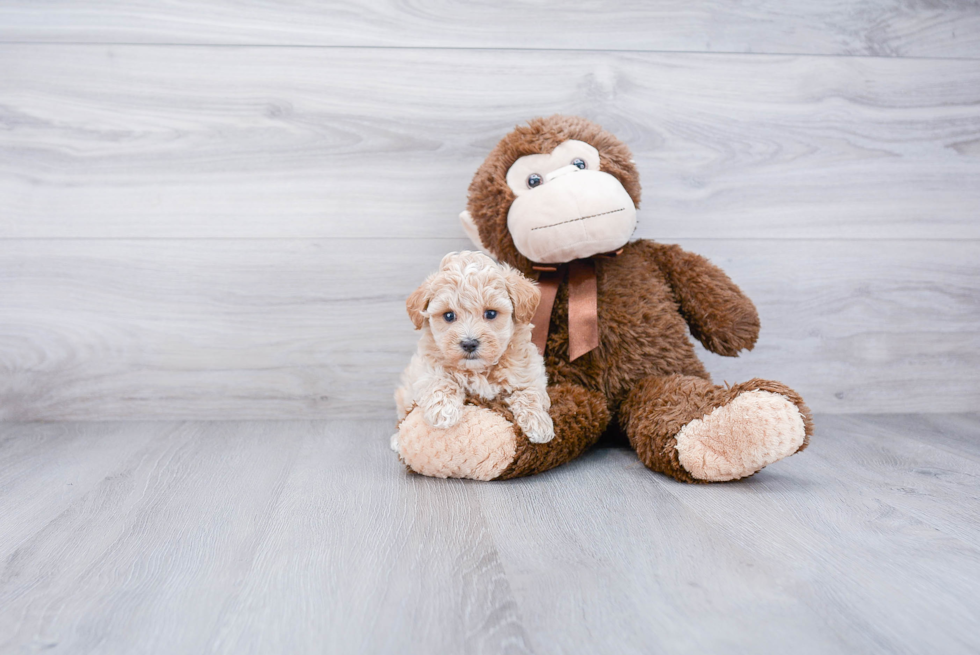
[504,267,540,324]
[406,277,433,330]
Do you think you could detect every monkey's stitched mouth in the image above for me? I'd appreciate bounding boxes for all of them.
[530,207,627,231]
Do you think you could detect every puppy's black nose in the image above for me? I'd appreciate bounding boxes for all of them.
[460,338,480,353]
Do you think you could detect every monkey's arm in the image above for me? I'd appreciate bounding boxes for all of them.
[644,241,760,356]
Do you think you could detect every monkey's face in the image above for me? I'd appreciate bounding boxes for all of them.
[504,139,637,263]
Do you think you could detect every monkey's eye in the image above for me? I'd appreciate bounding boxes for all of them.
[484,309,497,320]
[443,311,456,323]
[526,173,543,189]
[572,158,587,170]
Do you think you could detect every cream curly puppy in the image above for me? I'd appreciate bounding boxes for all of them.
[392,251,554,451]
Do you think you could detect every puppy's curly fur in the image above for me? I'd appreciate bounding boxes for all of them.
[393,252,554,450]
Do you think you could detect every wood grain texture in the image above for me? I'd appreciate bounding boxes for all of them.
[870,413,980,461]
[0,420,529,654]
[1,415,978,654]
[2,1,979,58]
[0,238,976,420]
[476,413,980,654]
[0,422,170,562]
[2,46,979,240]
[688,238,980,414]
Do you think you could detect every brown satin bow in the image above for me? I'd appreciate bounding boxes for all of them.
[530,250,621,361]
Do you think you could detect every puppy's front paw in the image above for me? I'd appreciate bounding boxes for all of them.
[390,432,400,453]
[423,399,463,430]
[517,409,555,444]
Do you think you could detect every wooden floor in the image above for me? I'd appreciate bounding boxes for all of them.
[1,414,978,654]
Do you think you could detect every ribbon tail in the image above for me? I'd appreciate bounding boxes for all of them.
[568,258,599,361]
[531,268,562,356]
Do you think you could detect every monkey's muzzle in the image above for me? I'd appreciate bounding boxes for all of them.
[507,170,637,264]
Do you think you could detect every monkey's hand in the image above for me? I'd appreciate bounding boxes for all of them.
[644,241,760,356]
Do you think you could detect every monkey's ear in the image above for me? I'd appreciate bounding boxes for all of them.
[406,278,432,330]
[504,268,541,325]
[459,210,489,252]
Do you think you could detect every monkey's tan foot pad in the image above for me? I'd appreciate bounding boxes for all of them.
[397,406,518,480]
[674,390,806,482]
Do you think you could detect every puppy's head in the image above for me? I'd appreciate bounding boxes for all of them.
[407,251,539,371]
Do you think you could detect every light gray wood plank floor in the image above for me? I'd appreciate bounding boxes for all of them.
[1,415,978,654]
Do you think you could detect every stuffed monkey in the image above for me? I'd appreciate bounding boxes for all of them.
[396,115,812,482]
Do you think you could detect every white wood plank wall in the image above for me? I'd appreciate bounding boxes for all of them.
[0,3,978,420]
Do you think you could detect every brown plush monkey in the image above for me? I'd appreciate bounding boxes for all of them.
[395,115,812,483]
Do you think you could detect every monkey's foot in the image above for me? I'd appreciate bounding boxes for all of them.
[675,386,807,482]
[397,405,518,480]
[395,383,609,481]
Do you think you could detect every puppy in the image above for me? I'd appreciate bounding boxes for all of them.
[392,251,554,451]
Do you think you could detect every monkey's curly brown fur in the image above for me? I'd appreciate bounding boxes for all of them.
[474,384,611,481]
[405,115,813,482]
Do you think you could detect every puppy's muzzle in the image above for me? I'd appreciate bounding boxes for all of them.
[459,338,480,354]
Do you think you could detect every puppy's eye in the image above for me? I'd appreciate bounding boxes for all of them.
[572,158,587,170]
[443,311,456,323]
[484,310,497,320]
[526,173,542,189]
